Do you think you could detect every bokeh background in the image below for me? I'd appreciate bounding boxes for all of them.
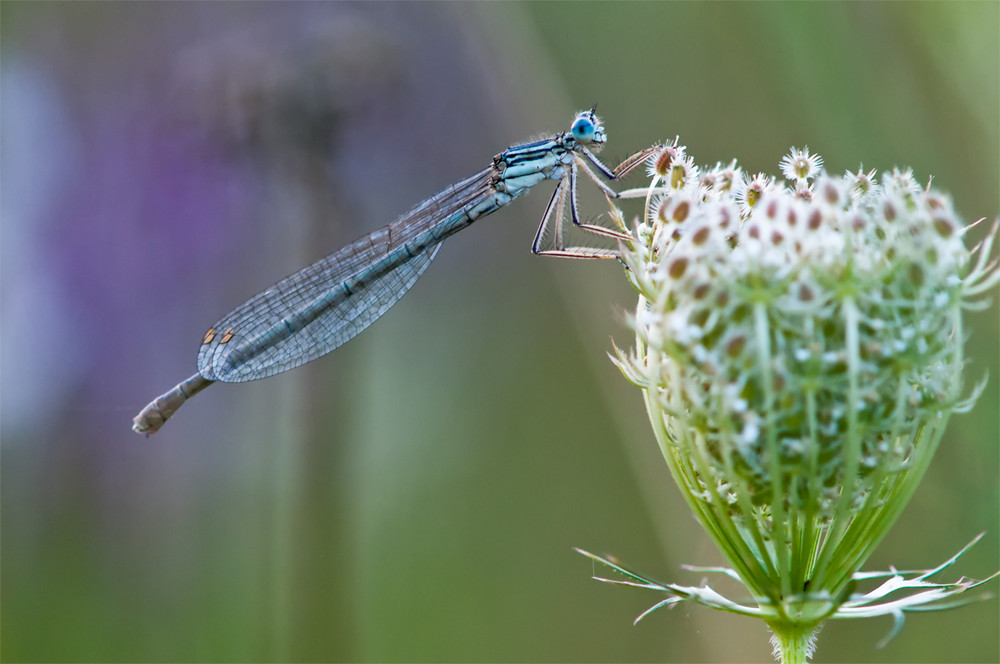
[2,3,997,663]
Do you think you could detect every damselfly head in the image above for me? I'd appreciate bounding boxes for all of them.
[570,110,606,148]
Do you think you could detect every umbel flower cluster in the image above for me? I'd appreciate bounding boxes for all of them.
[581,141,998,663]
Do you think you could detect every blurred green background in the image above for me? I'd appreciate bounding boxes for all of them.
[1,3,996,662]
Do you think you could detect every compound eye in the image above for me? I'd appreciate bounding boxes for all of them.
[570,114,596,142]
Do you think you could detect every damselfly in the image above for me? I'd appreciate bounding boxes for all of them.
[133,109,658,434]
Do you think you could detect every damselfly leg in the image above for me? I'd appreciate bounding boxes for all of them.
[532,144,661,259]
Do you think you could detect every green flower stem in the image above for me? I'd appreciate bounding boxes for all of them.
[767,621,819,664]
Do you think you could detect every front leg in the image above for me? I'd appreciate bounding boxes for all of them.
[533,144,663,260]
[577,145,663,193]
[568,145,668,242]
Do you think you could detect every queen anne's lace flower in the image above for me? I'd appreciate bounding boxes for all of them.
[584,144,999,663]
[780,146,823,182]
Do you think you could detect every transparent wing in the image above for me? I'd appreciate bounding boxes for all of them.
[198,168,493,383]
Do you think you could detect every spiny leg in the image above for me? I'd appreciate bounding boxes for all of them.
[531,175,618,259]
[532,144,663,260]
[564,145,663,242]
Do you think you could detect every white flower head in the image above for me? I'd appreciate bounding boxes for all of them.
[780,146,823,182]
[595,138,1000,661]
[736,172,778,217]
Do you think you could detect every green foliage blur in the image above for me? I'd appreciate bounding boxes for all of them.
[2,3,996,662]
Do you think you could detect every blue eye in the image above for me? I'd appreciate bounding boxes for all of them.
[571,115,596,141]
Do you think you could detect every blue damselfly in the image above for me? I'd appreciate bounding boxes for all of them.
[133,109,657,434]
